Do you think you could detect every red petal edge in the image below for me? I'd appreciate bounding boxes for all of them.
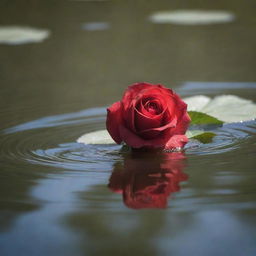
[106,101,123,144]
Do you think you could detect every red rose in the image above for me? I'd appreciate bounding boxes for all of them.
[106,82,190,150]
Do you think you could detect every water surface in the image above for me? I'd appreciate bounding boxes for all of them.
[0,1,256,256]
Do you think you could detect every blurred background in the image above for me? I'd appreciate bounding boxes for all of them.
[1,0,256,128]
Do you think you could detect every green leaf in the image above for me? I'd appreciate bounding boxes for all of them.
[188,111,224,125]
[186,130,216,143]
[191,132,216,144]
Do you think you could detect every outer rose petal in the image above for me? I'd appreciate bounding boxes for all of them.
[119,124,183,150]
[164,135,188,150]
[171,111,191,135]
[119,124,151,148]
[106,101,123,144]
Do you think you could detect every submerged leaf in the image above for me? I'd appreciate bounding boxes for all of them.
[188,111,223,125]
[191,132,216,144]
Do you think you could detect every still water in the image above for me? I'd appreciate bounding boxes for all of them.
[0,1,256,255]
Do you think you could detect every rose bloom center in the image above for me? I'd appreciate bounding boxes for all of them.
[143,99,163,115]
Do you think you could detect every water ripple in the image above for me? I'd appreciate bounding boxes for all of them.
[186,121,256,155]
[0,107,255,172]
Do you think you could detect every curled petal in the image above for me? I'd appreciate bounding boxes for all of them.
[139,97,165,116]
[138,115,177,138]
[164,135,188,150]
[122,82,153,111]
[171,112,191,135]
[134,107,163,133]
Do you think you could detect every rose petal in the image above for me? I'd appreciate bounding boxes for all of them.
[138,115,177,134]
[164,135,188,150]
[122,82,153,111]
[123,100,136,132]
[138,129,162,139]
[138,96,167,118]
[134,107,163,132]
[137,88,178,122]
[119,124,174,149]
[106,101,123,144]
[119,124,151,148]
[167,92,188,122]
[142,98,164,115]
[170,111,191,135]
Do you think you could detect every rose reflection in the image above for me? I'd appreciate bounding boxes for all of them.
[108,152,188,209]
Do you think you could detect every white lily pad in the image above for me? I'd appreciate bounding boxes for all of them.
[77,130,115,145]
[149,10,235,25]
[184,95,256,123]
[183,95,210,111]
[0,26,50,45]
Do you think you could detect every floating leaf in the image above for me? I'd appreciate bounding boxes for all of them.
[77,130,115,145]
[188,111,223,125]
[149,10,235,25]
[0,26,50,45]
[183,95,211,111]
[184,95,256,123]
